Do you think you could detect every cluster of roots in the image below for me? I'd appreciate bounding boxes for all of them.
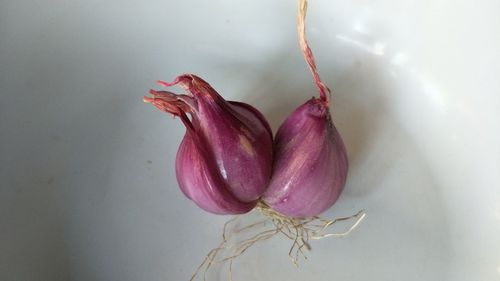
[190,201,366,281]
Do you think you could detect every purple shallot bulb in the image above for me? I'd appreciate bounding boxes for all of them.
[144,74,273,215]
[262,98,348,217]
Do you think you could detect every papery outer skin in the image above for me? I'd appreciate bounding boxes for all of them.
[262,98,348,218]
[145,74,273,215]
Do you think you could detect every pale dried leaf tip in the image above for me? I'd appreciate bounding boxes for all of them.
[298,0,331,102]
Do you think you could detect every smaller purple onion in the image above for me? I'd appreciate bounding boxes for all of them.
[262,98,348,217]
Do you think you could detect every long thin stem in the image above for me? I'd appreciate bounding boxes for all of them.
[297,0,331,103]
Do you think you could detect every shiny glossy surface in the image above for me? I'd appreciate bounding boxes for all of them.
[1,0,499,280]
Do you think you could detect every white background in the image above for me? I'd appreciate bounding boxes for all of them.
[1,0,499,280]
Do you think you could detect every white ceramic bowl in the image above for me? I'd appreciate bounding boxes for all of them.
[1,0,499,280]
